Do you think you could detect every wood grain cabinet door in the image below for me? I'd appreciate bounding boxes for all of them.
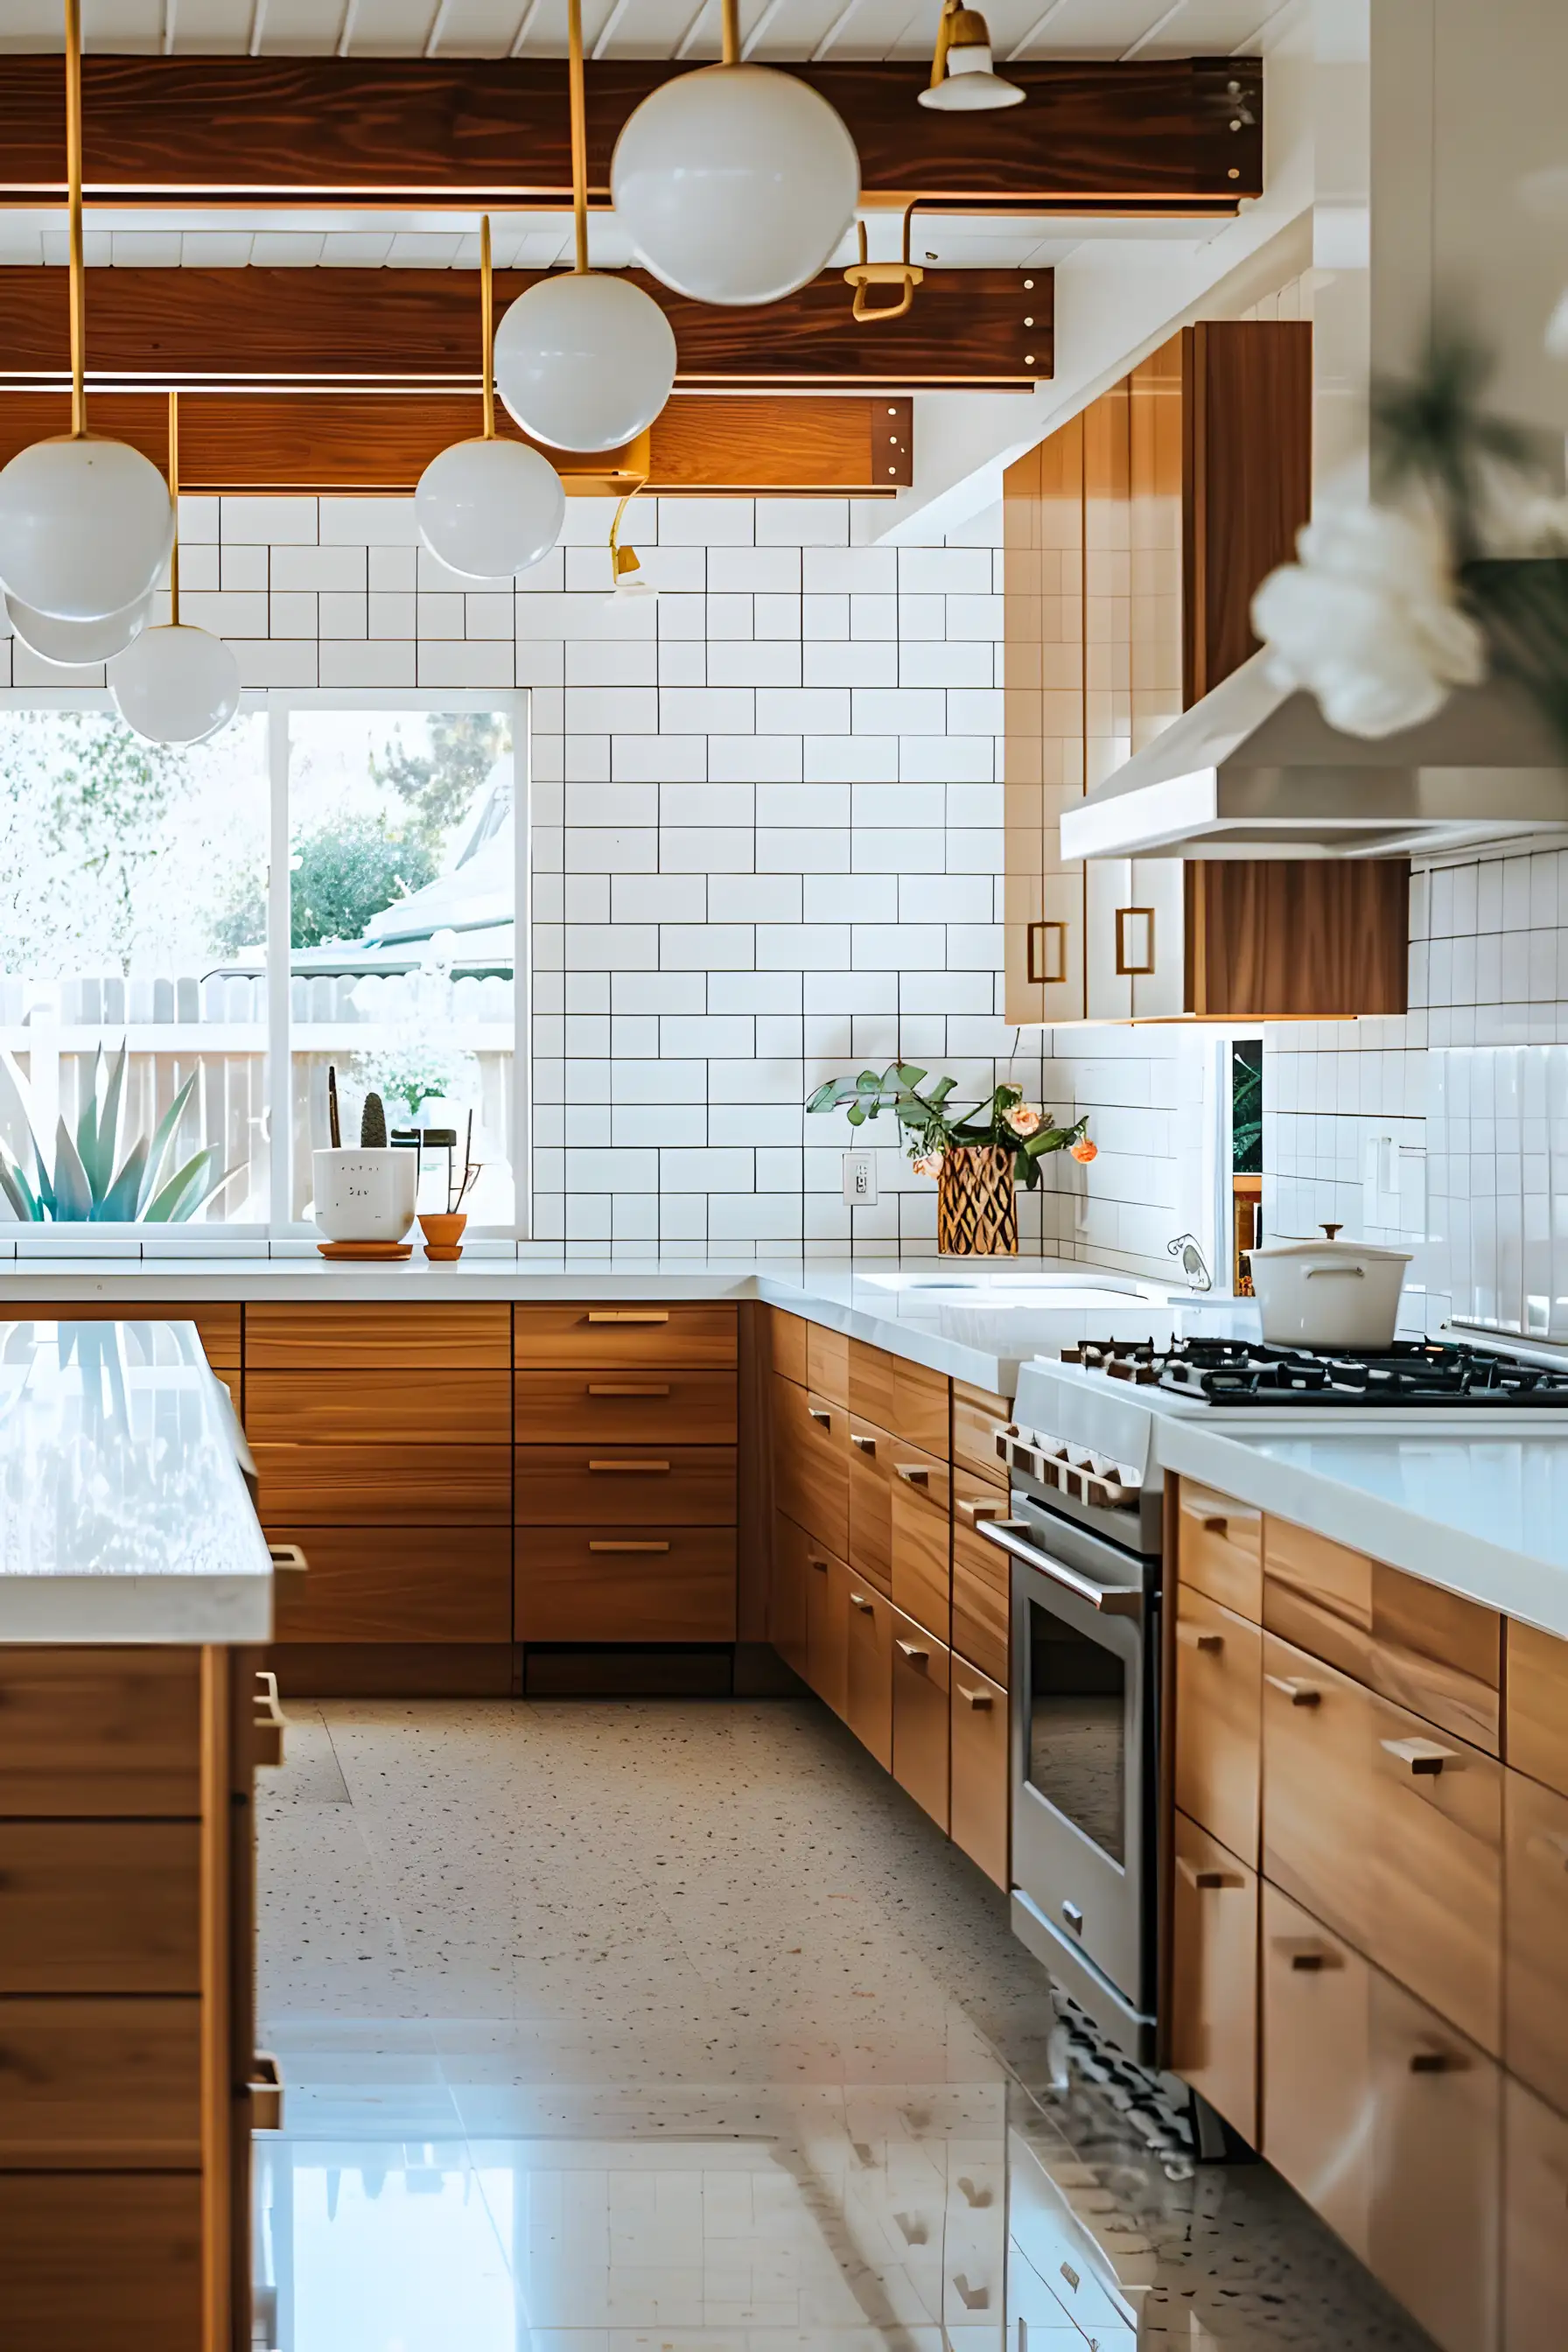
[515,1527,736,1643]
[1171,1810,1257,2145]
[1260,1881,1373,2262]
[770,1509,810,1682]
[0,1648,200,1817]
[1507,1619,1568,1799]
[0,1823,200,1993]
[246,1368,512,1445]
[773,1374,849,1556]
[1503,1763,1568,2113]
[1175,1480,1261,1619]
[951,1380,1010,1488]
[1261,1632,1373,1950]
[807,1547,850,1722]
[952,1501,1010,1686]
[847,1418,894,1595]
[889,1443,951,1640]
[513,1368,737,1445]
[949,1662,1007,1886]
[514,1301,737,1369]
[845,1578,893,1769]
[0,2175,201,2352]
[514,1446,734,1526]
[270,1525,513,1644]
[1173,1586,1261,1866]
[891,1604,950,1830]
[1502,2073,1568,2352]
[247,1302,509,1365]
[0,1996,201,2166]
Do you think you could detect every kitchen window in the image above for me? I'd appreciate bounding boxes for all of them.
[0,689,529,1247]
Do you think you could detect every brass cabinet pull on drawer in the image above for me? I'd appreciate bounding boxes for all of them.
[1200,1516,1228,1533]
[1114,904,1156,976]
[808,1556,830,1573]
[850,1432,877,1453]
[588,1541,671,1554]
[249,2053,284,2132]
[586,1382,671,1396]
[254,1670,287,1768]
[267,1543,309,1573]
[1177,1856,1242,1891]
[895,1464,931,1486]
[588,1459,671,1473]
[1264,1673,1322,1705]
[896,1640,929,1662]
[956,1684,993,1709]
[956,1495,1004,1525]
[586,1310,669,1324]
[1380,1735,1460,1775]
[1276,1939,1340,1971]
[1409,2045,1468,2075]
[1176,1624,1223,1652]
[1026,919,1067,986]
[849,1592,876,1614]
[808,1407,833,1428]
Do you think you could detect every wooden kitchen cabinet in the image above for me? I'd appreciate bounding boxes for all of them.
[248,1301,509,1366]
[1171,1810,1257,2144]
[847,1417,894,1595]
[845,1579,894,1769]
[514,1301,737,1370]
[949,1661,1008,1886]
[952,1506,1010,1686]
[514,1445,734,1525]
[891,1602,950,1830]
[1260,1882,1374,2259]
[0,1821,200,1993]
[252,1441,512,1525]
[247,1368,514,1446]
[513,1367,737,1446]
[0,2174,202,2349]
[515,1526,737,1643]
[0,1645,200,1816]
[1506,1618,1568,1798]
[772,1372,850,1557]
[1503,1763,1568,2114]
[272,1525,512,1645]
[807,1321,850,1409]
[1175,1480,1261,1620]
[951,1380,1010,1489]
[849,1339,947,1456]
[770,1508,810,1683]
[1174,1586,1261,1866]
[1502,2074,1568,2352]
[808,1545,850,1722]
[889,1440,951,1641]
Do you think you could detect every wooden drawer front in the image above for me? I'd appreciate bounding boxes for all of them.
[850,1339,948,1456]
[514,1368,736,1445]
[1261,1882,1374,2258]
[0,2174,200,2350]
[515,1526,736,1642]
[0,1648,200,1818]
[247,1302,510,1366]
[1507,1619,1568,1799]
[30,1300,242,1367]
[1503,1765,1568,2113]
[773,1375,849,1554]
[952,1379,1010,1489]
[1262,1632,1502,2052]
[770,1508,810,1681]
[1177,1480,1262,1620]
[950,1661,1007,1886]
[806,1320,849,1408]
[247,1368,511,1446]
[891,1604,949,1830]
[514,1446,735,1527]
[769,1307,808,1386]
[0,1823,199,1993]
[847,1418,893,1597]
[1504,2075,1568,2352]
[254,1443,511,1525]
[890,1442,951,1641]
[0,1995,200,2165]
[514,1301,738,1368]
[845,1578,893,1769]
[952,1513,1009,1686]
[1172,1810,1257,2145]
[270,1525,512,1644]
[1174,1587,1261,1866]
[808,1548,850,1721]
[1265,1515,1501,1753]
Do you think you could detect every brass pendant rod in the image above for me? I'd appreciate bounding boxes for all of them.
[722,0,740,66]
[167,388,180,624]
[568,0,590,275]
[480,214,495,438]
[65,0,87,438]
[930,0,956,89]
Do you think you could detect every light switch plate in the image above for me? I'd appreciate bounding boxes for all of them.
[842,1151,878,1207]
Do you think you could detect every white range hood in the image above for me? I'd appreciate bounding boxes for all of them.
[1058,650,1568,863]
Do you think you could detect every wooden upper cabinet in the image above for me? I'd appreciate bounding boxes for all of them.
[1004,317,1409,1025]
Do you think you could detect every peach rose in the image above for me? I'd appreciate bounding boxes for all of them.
[1004,1102,1042,1138]
[1069,1138,1097,1164]
[911,1151,944,1179]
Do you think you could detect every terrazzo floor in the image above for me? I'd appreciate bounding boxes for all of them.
[255,1696,1435,2352]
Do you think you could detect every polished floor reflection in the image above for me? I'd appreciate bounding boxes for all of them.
[256,1698,1433,2351]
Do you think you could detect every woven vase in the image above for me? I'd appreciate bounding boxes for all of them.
[937,1145,1018,1256]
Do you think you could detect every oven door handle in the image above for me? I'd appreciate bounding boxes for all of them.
[976,1518,1144,1617]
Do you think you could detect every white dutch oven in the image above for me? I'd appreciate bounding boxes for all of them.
[312,1148,417,1243]
[1246,1223,1413,1350]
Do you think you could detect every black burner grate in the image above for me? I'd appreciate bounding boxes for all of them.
[1061,1337,1568,1406]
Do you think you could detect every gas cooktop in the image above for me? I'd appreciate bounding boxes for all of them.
[1059,1336,1568,1406]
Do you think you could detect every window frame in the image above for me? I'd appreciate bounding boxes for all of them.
[0,684,532,1249]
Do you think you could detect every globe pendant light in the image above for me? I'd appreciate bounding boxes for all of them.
[492,0,676,454]
[6,587,151,666]
[919,0,1024,110]
[611,0,860,307]
[0,0,173,623]
[415,217,567,580]
[110,395,242,748]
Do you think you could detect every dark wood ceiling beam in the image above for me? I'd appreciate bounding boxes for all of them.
[0,56,1262,210]
[0,392,914,498]
[0,266,1051,393]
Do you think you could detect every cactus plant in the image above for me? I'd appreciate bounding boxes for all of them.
[359,1090,388,1151]
[0,1043,239,1224]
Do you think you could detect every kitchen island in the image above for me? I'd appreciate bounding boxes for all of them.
[0,1319,275,2352]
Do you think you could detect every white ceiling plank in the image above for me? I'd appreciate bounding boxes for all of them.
[424,0,455,52]
[592,0,633,57]
[1232,0,1298,49]
[337,0,360,54]
[509,0,544,48]
[1121,0,1186,60]
[1003,0,1067,63]
[739,0,790,54]
[674,0,714,57]
[248,0,268,51]
[811,0,871,62]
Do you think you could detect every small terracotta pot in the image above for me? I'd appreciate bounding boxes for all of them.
[419,1211,467,1261]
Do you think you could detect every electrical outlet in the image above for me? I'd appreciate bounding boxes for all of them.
[842,1151,878,1207]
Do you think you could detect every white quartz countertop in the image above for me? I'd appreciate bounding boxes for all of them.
[1156,1414,1568,1642]
[0,1320,273,1645]
[0,1252,1246,1397]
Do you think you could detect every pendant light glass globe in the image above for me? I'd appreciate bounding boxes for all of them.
[494,273,676,453]
[109,624,242,748]
[6,587,151,666]
[611,63,859,306]
[415,437,565,580]
[0,437,173,623]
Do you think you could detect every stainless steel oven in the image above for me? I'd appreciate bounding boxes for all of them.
[980,1502,1159,2063]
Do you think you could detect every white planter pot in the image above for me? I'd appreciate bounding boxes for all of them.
[312,1148,417,1243]
[1247,1232,1412,1351]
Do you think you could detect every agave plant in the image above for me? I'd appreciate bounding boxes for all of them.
[0,1043,240,1224]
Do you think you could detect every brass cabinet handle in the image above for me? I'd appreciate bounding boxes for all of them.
[956,1495,1004,1525]
[1177,1855,1242,1890]
[1177,1624,1223,1652]
[587,1382,671,1396]
[1409,2045,1469,2075]
[267,1543,308,1574]
[850,1432,877,1454]
[956,1685,993,1710]
[1264,1673,1321,1706]
[895,1464,931,1487]
[808,1406,833,1428]
[586,1310,669,1324]
[1026,919,1067,986]
[254,1669,287,1768]
[850,1592,876,1614]
[588,1540,670,1553]
[1276,1939,1341,1971]
[808,1556,830,1573]
[1200,1516,1228,1534]
[1380,1735,1461,1776]
[896,1640,929,1662]
[249,2053,284,2132]
[588,1459,670,1473]
[1114,904,1156,976]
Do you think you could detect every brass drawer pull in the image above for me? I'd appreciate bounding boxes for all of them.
[956,1684,993,1710]
[1380,1735,1460,1775]
[896,1640,929,1662]
[1276,1938,1341,1971]
[1264,1673,1321,1705]
[586,1310,669,1324]
[267,1543,308,1574]
[249,2053,284,2132]
[1178,1856,1242,1891]
[588,1459,670,1473]
[850,1432,878,1454]
[808,1406,833,1428]
[896,1464,931,1486]
[588,1540,671,1554]
[1409,2045,1468,2075]
[1026,919,1067,987]
[1200,1516,1228,1534]
[254,1670,287,1768]
[808,1556,830,1573]
[1177,1624,1223,1652]
[1114,904,1156,976]
[956,1495,1005,1525]
[850,1592,876,1614]
[587,1382,671,1396]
